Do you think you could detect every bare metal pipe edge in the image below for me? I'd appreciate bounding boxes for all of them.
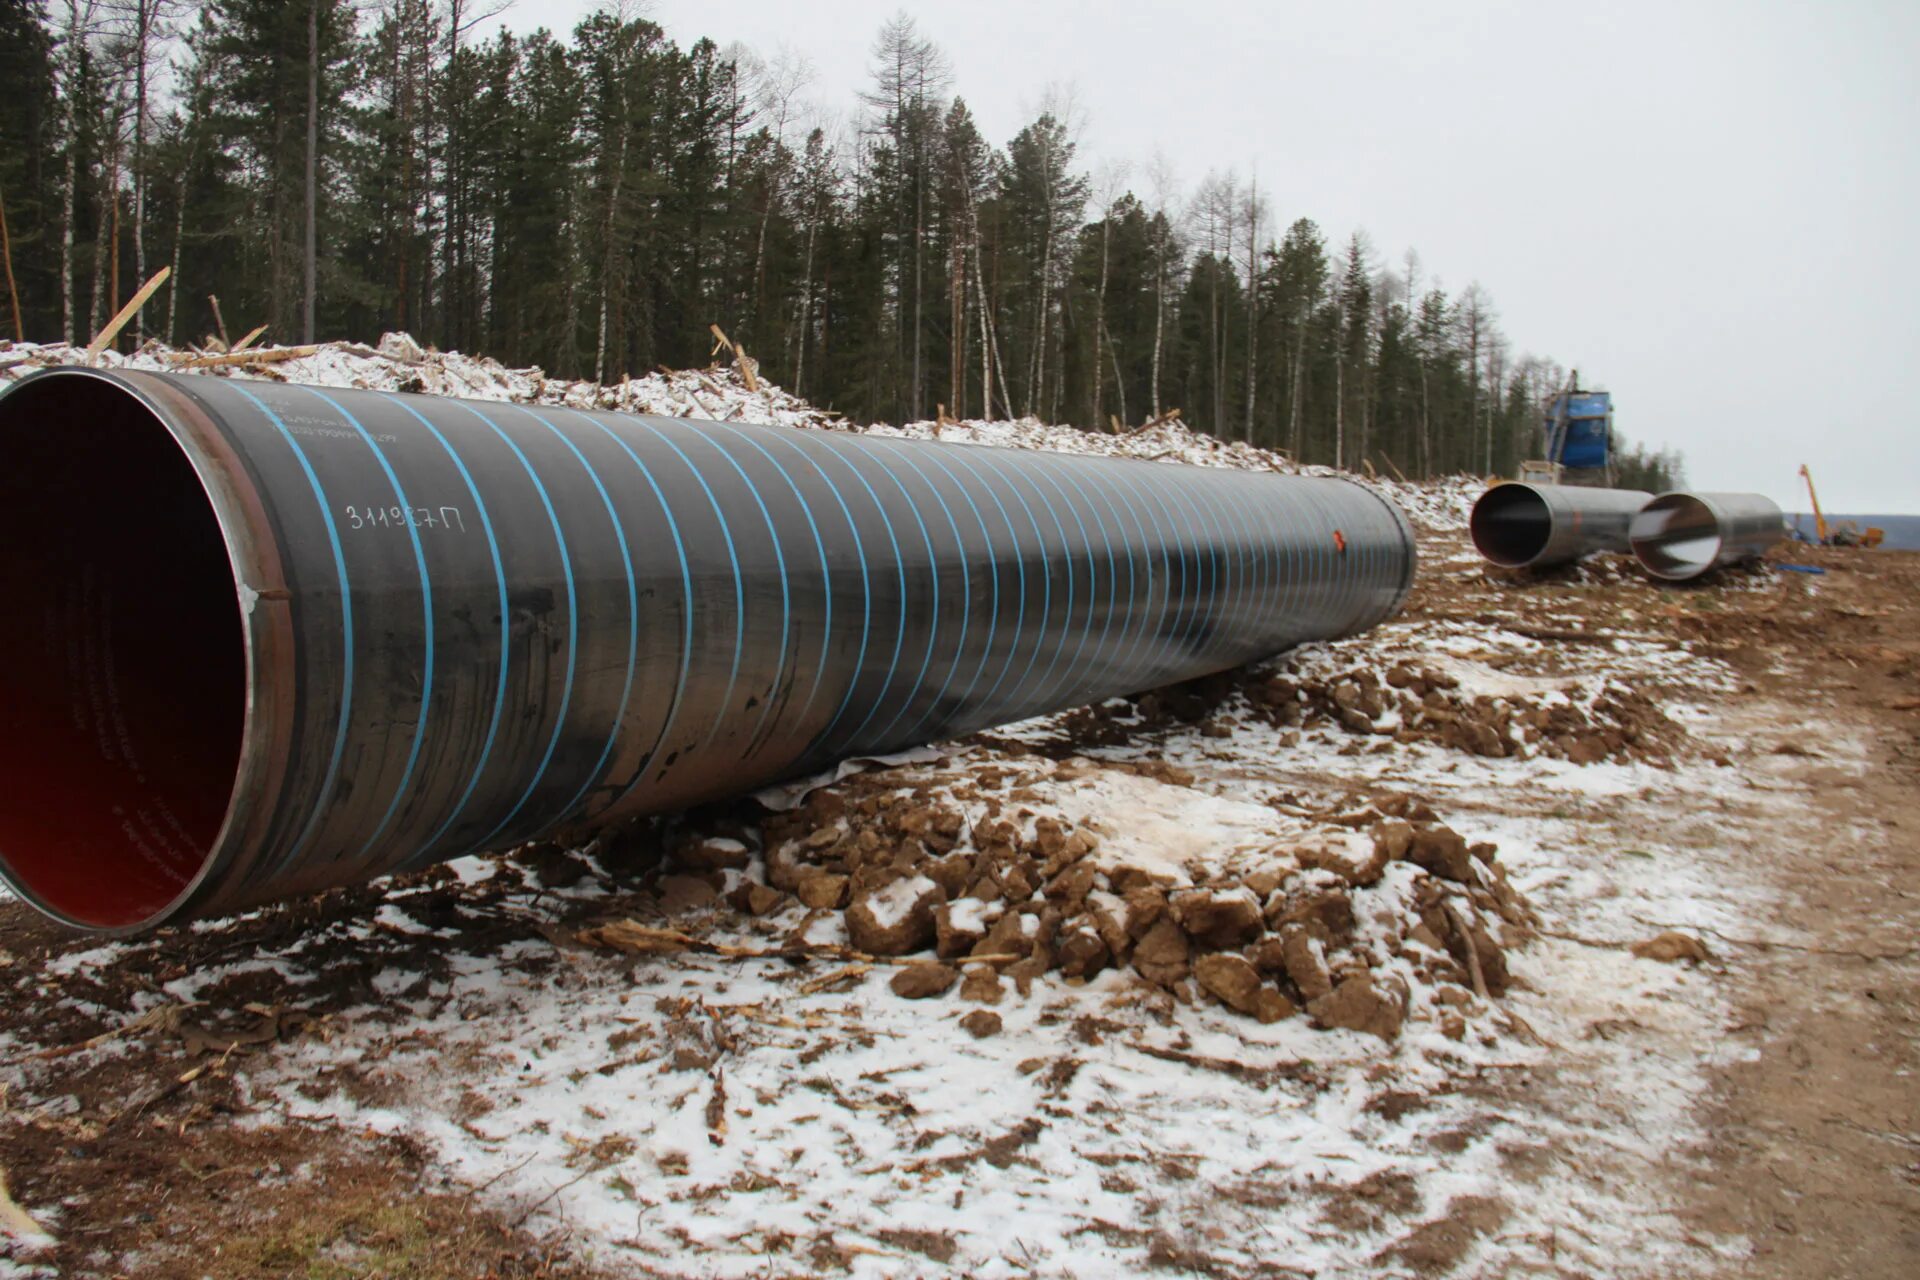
[0,367,1417,936]
[1468,482,1652,570]
[1629,490,1786,581]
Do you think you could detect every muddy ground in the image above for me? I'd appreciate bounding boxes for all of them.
[1,527,1915,1279]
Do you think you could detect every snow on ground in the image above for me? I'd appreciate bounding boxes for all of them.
[112,602,1807,1278]
[0,333,1819,1275]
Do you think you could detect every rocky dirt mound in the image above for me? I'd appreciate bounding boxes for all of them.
[1037,652,1685,769]
[587,757,1538,1046]
[1255,657,1685,766]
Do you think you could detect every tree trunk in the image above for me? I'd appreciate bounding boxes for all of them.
[595,49,630,385]
[132,0,150,345]
[304,0,319,343]
[1092,211,1110,430]
[60,1,84,345]
[911,137,924,421]
[949,229,965,417]
[89,95,120,339]
[1150,233,1165,418]
[792,213,817,397]
[1334,349,1345,469]
[1243,197,1258,441]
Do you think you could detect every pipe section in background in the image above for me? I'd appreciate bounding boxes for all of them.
[1468,482,1651,569]
[0,368,1416,935]
[1629,491,1786,581]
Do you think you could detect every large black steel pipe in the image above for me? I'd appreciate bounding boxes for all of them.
[1629,491,1785,581]
[0,368,1415,934]
[1468,482,1651,569]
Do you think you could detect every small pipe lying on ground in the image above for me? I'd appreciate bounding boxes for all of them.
[1630,491,1786,581]
[1468,482,1651,570]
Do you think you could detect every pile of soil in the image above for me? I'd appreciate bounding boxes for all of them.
[1251,659,1684,766]
[647,765,1535,1043]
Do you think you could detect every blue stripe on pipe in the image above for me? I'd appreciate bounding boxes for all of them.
[1093,459,1162,692]
[461,405,579,852]
[221,382,354,880]
[809,438,914,754]
[775,432,876,764]
[1210,475,1260,654]
[381,394,510,870]
[707,421,834,749]
[1062,460,1126,699]
[669,422,791,756]
[1166,465,1228,651]
[904,445,1004,733]
[294,387,435,867]
[1014,456,1080,711]
[624,419,747,752]
[970,445,1052,715]
[1026,455,1100,710]
[928,445,1022,718]
[1114,461,1187,672]
[867,439,970,748]
[1172,465,1232,653]
[506,405,638,829]
[1065,459,1140,696]
[568,409,697,799]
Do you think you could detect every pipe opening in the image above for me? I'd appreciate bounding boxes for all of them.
[1469,484,1553,567]
[0,375,245,929]
[1630,493,1722,581]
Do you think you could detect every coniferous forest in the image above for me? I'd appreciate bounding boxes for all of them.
[0,0,1683,484]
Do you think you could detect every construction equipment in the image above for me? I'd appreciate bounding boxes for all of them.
[1536,371,1615,488]
[1798,464,1829,544]
[1797,464,1884,548]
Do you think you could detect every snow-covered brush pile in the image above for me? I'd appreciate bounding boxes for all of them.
[0,333,836,431]
[1,332,1486,536]
[870,413,1483,534]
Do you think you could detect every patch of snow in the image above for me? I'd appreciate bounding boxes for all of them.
[863,874,938,929]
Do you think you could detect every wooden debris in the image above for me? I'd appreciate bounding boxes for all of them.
[31,1000,199,1061]
[799,963,872,995]
[1129,407,1181,435]
[231,323,269,354]
[208,293,231,348]
[576,921,700,955]
[708,322,759,392]
[0,183,21,342]
[86,266,170,363]
[0,1166,54,1249]
[169,345,322,370]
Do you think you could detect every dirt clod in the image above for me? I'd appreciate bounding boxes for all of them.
[1631,931,1713,964]
[890,962,959,999]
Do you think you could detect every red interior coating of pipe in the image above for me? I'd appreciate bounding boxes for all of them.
[0,376,245,928]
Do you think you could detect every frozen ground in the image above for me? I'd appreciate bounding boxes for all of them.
[2,335,1912,1279]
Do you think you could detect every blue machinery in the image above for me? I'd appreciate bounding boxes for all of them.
[1540,374,1614,484]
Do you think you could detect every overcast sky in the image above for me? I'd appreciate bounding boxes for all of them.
[481,0,1918,512]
